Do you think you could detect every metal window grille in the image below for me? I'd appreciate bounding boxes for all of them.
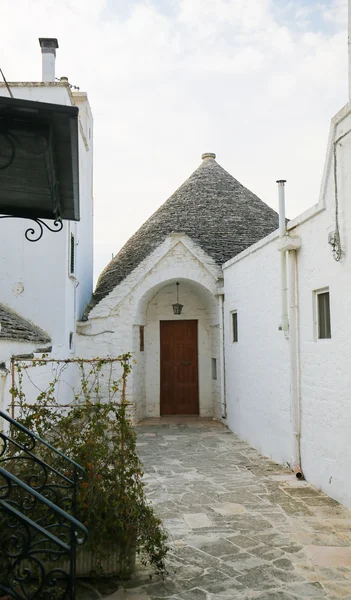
[232,312,238,342]
[70,233,75,275]
[317,291,331,339]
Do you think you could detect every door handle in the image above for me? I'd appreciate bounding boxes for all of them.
[181,361,192,365]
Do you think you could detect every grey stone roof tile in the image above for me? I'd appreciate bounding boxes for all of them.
[85,156,279,315]
[0,304,51,343]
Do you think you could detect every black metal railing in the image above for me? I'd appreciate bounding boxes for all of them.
[0,410,87,599]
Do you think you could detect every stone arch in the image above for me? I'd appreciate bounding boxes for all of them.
[132,276,221,421]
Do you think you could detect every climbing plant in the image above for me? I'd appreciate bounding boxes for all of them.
[8,354,169,577]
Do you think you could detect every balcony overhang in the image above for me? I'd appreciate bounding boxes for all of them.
[0,95,79,222]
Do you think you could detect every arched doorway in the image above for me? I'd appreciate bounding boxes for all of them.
[134,278,220,418]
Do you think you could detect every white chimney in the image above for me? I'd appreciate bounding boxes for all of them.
[39,38,59,82]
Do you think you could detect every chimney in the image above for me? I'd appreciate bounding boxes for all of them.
[39,38,59,82]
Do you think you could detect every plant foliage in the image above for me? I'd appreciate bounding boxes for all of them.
[8,354,169,577]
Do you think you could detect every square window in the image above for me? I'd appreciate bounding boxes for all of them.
[212,358,217,380]
[231,311,238,343]
[317,290,331,339]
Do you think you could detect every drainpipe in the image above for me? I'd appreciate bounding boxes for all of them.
[277,180,289,338]
[218,294,227,420]
[277,180,303,478]
[288,249,303,479]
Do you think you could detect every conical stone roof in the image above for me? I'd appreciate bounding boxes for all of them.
[0,304,51,343]
[87,154,279,315]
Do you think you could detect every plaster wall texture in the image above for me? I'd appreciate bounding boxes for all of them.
[210,319,222,421]
[0,82,93,413]
[223,234,291,465]
[289,104,351,508]
[0,340,38,415]
[0,338,80,422]
[223,102,351,509]
[77,235,222,421]
[0,83,94,356]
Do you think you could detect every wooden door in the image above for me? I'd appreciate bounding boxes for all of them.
[160,320,199,415]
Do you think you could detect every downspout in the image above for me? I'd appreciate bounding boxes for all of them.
[218,293,227,420]
[288,249,303,479]
[277,180,289,338]
[277,179,303,479]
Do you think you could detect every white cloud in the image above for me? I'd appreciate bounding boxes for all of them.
[0,0,349,282]
[323,0,347,25]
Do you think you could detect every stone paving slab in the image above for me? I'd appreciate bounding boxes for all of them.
[121,420,351,599]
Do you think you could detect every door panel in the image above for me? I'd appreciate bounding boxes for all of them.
[160,320,199,415]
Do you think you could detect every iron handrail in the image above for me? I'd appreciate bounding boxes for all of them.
[0,468,88,543]
[0,409,84,473]
[0,499,71,600]
[1,431,76,485]
[0,498,71,551]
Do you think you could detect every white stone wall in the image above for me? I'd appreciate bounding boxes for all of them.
[223,102,351,509]
[0,338,81,422]
[0,340,39,415]
[0,83,94,354]
[289,103,351,508]
[77,234,222,421]
[223,233,291,465]
[0,82,93,414]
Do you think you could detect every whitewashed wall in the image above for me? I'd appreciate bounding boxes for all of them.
[289,103,351,508]
[223,233,291,465]
[0,340,38,415]
[0,83,94,355]
[223,101,351,509]
[0,82,93,413]
[77,234,222,421]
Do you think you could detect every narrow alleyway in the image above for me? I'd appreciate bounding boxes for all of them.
[124,419,351,600]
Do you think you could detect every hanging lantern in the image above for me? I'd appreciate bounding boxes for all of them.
[172,282,183,315]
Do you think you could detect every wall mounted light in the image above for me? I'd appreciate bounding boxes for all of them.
[172,282,183,315]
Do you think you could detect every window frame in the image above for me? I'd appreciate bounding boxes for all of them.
[212,358,217,380]
[314,288,331,341]
[69,331,74,352]
[231,310,238,343]
[139,325,145,352]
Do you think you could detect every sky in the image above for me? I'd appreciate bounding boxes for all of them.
[0,0,348,283]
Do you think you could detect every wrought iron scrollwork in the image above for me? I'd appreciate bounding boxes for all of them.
[0,411,87,599]
[0,499,74,599]
[0,215,63,242]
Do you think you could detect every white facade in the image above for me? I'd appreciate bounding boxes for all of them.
[223,101,351,509]
[2,29,351,517]
[0,61,93,416]
[0,82,94,360]
[75,94,351,510]
[77,234,223,422]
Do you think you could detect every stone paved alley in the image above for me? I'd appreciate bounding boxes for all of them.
[119,418,351,600]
